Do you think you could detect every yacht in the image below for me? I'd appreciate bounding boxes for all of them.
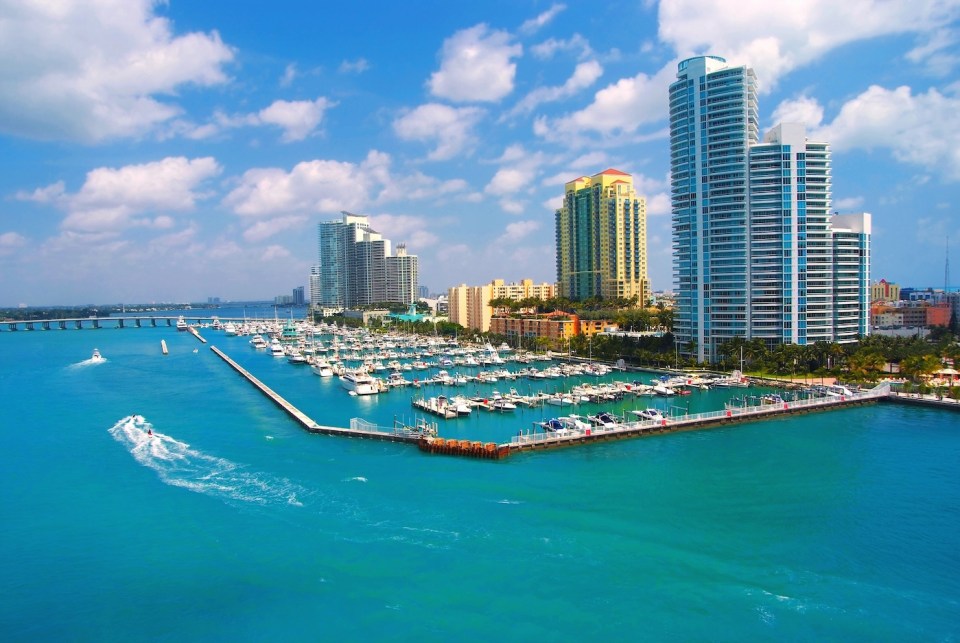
[175,316,188,332]
[588,412,621,430]
[340,370,379,395]
[91,348,105,363]
[223,322,238,336]
[310,359,334,377]
[269,338,285,357]
[249,334,268,349]
[630,408,665,422]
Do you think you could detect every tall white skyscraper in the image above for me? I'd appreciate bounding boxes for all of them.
[670,56,870,363]
[317,212,418,309]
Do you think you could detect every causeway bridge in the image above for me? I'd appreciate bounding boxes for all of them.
[0,316,250,331]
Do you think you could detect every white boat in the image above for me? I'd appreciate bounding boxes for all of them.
[175,315,188,332]
[90,348,105,363]
[824,384,854,397]
[223,322,238,336]
[546,394,575,406]
[630,408,665,422]
[269,338,285,357]
[310,360,334,377]
[450,395,473,415]
[249,334,268,349]
[652,382,676,396]
[340,370,379,395]
[588,412,621,429]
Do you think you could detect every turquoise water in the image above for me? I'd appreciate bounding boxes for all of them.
[2,315,959,641]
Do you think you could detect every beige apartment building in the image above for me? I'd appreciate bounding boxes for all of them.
[448,279,557,332]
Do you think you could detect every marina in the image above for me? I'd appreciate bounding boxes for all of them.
[4,306,959,641]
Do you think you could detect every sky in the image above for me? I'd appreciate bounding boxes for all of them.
[1,0,959,306]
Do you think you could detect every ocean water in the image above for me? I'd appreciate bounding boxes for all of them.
[2,315,959,641]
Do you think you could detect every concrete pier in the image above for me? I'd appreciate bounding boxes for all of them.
[504,384,891,453]
[210,346,422,443]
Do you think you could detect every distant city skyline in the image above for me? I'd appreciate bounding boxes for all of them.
[1,1,958,306]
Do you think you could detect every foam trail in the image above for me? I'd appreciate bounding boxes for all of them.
[108,415,308,507]
[68,357,106,369]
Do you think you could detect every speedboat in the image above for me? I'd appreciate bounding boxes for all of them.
[630,408,665,422]
[91,348,105,363]
[588,412,621,429]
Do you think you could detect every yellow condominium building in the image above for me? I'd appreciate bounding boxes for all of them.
[448,279,557,332]
[555,169,648,305]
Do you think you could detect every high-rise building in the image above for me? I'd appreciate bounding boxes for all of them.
[448,279,558,332]
[292,286,305,306]
[555,169,648,305]
[317,212,418,308]
[669,55,871,362]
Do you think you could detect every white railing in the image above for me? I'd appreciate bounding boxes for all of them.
[508,384,889,447]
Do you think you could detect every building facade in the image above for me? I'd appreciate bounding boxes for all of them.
[870,279,901,304]
[317,212,418,309]
[555,169,649,305]
[669,55,870,363]
[447,279,558,332]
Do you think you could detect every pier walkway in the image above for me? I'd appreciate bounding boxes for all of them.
[201,348,929,460]
[209,346,423,444]
[504,384,891,453]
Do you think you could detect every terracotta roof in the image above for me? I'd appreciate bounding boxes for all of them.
[598,168,630,176]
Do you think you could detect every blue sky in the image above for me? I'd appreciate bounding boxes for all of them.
[1,0,959,306]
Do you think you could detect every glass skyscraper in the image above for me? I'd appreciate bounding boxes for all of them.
[670,56,870,363]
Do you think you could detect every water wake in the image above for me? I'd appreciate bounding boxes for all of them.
[108,415,308,507]
[68,357,106,369]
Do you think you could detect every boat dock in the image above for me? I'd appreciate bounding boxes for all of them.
[411,395,459,419]
[210,346,425,443]
[504,384,891,453]
[206,347,909,461]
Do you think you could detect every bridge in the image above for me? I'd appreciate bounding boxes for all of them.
[0,316,251,331]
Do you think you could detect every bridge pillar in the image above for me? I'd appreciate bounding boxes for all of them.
[75,320,82,330]
[118,319,124,328]
[167,319,173,327]
[150,318,156,327]
[92,319,100,329]
[7,323,16,331]
[42,321,50,330]
[135,318,141,328]
[59,321,67,330]
[26,322,34,331]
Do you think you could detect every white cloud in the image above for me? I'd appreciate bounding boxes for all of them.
[486,167,532,196]
[368,214,440,250]
[658,0,960,92]
[16,181,66,204]
[484,146,547,206]
[0,231,27,254]
[339,58,371,74]
[534,62,678,140]
[428,25,522,102]
[256,98,334,142]
[393,103,485,160]
[816,85,960,181]
[243,216,308,243]
[0,0,233,142]
[505,60,603,118]
[520,4,566,35]
[531,34,593,60]
[261,245,291,261]
[497,220,541,244]
[771,95,824,129]
[280,63,298,87]
[906,29,960,76]
[224,150,469,218]
[32,157,222,233]
[834,196,866,210]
